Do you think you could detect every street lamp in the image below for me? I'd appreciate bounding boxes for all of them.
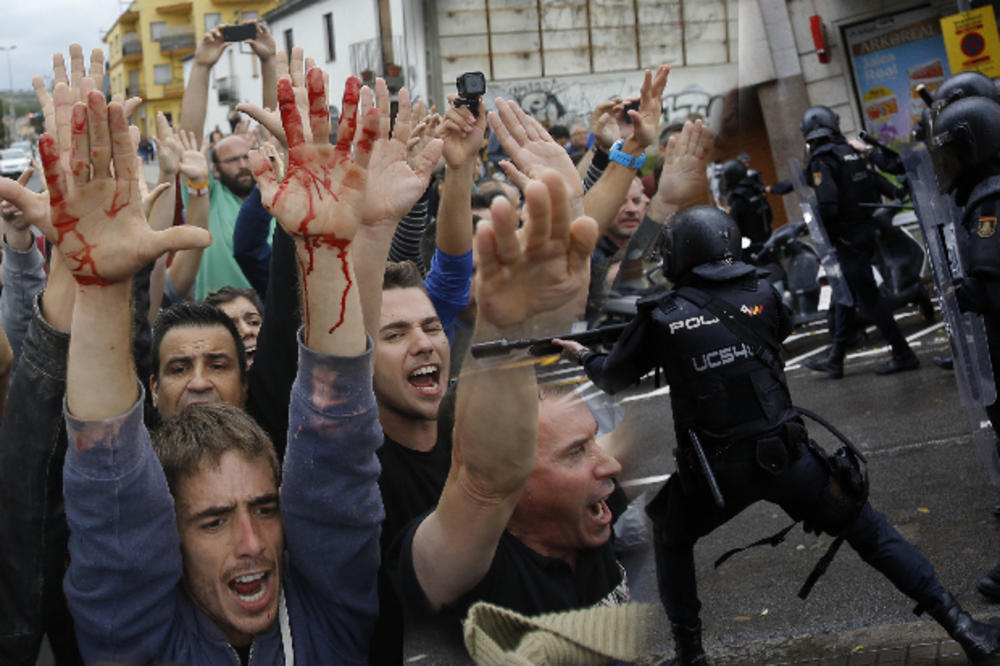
[0,45,17,146]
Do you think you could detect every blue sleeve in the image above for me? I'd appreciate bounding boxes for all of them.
[423,248,473,342]
[233,185,272,297]
[281,333,384,660]
[0,237,46,369]
[63,390,182,663]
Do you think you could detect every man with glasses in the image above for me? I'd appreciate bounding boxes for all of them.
[179,21,277,300]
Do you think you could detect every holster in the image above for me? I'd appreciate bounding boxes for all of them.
[756,421,806,476]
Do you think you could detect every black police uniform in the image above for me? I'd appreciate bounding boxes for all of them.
[808,138,914,361]
[953,176,1000,449]
[580,269,946,632]
[726,179,772,250]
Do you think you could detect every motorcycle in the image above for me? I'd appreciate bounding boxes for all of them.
[750,220,824,327]
[869,204,935,322]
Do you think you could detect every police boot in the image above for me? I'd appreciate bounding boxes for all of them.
[978,561,1000,602]
[665,621,707,666]
[874,345,920,375]
[804,343,845,379]
[927,591,1000,663]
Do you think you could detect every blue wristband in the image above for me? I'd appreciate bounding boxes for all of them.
[608,139,647,170]
[586,133,596,150]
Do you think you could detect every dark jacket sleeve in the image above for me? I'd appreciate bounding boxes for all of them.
[0,299,70,664]
[232,185,273,297]
[582,306,659,394]
[809,155,840,225]
[246,224,300,456]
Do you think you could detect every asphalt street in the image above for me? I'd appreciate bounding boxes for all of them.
[403,303,1000,664]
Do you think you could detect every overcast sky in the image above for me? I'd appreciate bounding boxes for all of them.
[1,0,124,92]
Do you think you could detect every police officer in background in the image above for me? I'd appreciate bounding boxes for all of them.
[554,206,1000,665]
[800,106,920,378]
[919,77,1000,603]
[722,158,772,258]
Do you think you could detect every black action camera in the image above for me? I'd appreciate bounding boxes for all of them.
[222,24,257,42]
[455,71,486,117]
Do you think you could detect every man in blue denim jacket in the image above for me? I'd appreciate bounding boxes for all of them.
[49,71,383,663]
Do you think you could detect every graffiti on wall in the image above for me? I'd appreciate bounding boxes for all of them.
[489,76,728,131]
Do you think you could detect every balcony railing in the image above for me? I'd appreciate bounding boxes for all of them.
[157,26,195,52]
[126,85,145,98]
[122,33,142,56]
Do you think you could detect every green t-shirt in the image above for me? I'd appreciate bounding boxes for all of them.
[184,175,273,301]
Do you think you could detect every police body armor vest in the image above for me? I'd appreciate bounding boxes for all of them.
[962,174,1000,280]
[811,142,881,226]
[643,276,795,445]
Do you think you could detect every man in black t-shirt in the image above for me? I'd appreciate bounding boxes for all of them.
[387,172,632,626]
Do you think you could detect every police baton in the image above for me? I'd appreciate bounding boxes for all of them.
[470,323,629,359]
[689,429,725,509]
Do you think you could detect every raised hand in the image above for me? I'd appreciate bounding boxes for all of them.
[236,48,310,149]
[38,91,210,285]
[177,126,209,186]
[655,118,712,209]
[629,65,670,149]
[246,20,276,61]
[194,25,229,67]
[250,70,374,254]
[590,99,622,152]
[489,99,584,215]
[154,111,183,177]
[406,112,443,172]
[474,170,598,332]
[362,78,443,223]
[440,94,486,169]
[0,166,49,246]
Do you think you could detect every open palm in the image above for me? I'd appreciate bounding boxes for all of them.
[475,171,597,331]
[40,95,209,285]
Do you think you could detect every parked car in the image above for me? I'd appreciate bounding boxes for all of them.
[9,140,35,158]
[0,148,31,179]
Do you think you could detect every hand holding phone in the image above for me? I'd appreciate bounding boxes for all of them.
[222,24,257,42]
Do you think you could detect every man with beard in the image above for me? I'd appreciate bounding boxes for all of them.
[180,22,277,300]
[587,177,648,320]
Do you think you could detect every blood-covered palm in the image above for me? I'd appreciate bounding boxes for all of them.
[263,143,365,272]
[41,133,142,286]
[256,74,369,333]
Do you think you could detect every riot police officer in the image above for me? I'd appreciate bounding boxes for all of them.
[800,106,920,378]
[923,87,1000,603]
[553,206,1000,665]
[722,158,772,256]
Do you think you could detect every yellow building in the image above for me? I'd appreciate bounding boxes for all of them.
[104,0,280,139]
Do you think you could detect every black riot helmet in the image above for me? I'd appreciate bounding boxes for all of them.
[928,95,1000,193]
[934,71,1000,106]
[722,159,748,191]
[801,106,841,142]
[659,206,754,282]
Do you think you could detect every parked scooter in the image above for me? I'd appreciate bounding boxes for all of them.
[751,220,825,327]
[869,204,935,322]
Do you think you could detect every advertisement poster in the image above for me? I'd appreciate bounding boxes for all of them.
[941,6,1000,78]
[844,6,951,149]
